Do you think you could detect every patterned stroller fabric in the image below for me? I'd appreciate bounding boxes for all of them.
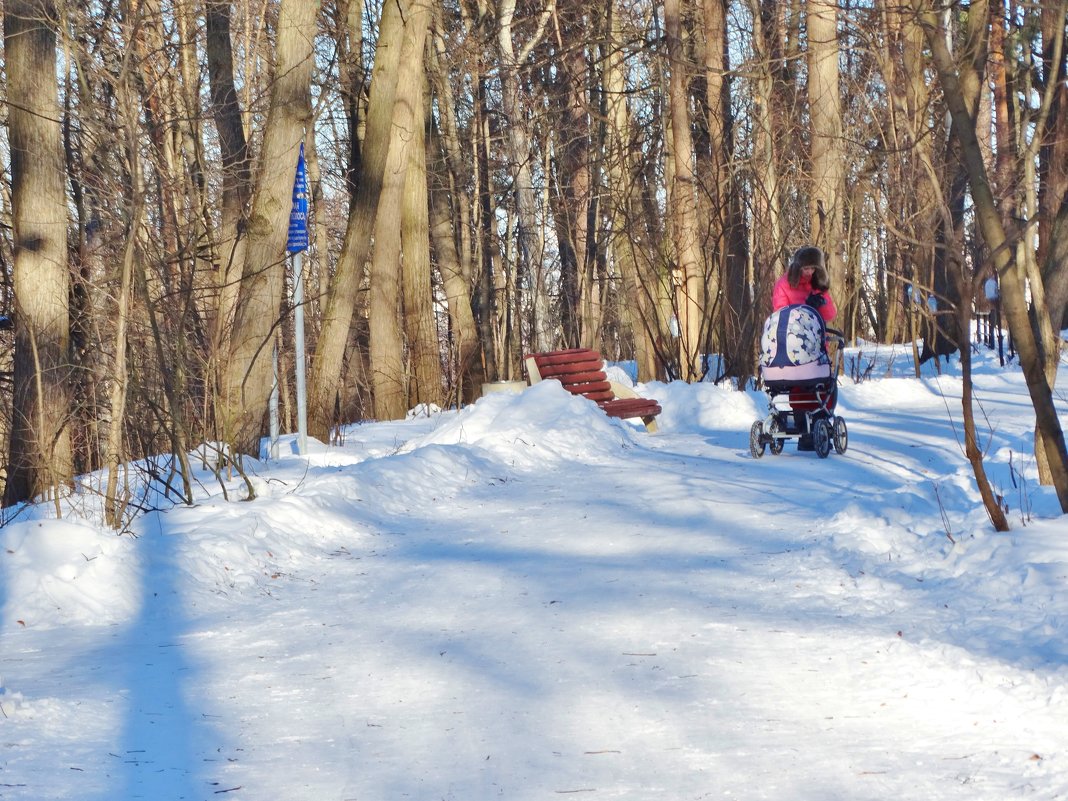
[759,304,832,383]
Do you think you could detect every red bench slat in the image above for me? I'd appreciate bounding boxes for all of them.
[530,349,600,366]
[537,363,606,381]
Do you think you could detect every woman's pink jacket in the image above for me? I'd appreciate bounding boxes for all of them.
[771,274,838,323]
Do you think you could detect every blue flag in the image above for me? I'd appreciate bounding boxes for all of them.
[287,143,309,253]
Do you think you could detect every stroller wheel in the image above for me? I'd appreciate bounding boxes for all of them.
[768,417,786,455]
[832,417,848,454]
[813,418,832,458]
[749,421,766,459]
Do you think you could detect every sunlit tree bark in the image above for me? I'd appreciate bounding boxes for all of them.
[702,0,752,383]
[206,0,252,363]
[3,0,75,506]
[664,0,707,381]
[806,0,846,299]
[602,1,665,381]
[368,0,431,419]
[221,0,318,457]
[402,70,444,407]
[309,0,406,438]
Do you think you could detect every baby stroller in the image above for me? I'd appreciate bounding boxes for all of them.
[749,303,848,459]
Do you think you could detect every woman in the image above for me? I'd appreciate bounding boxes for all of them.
[772,245,837,322]
[770,246,837,451]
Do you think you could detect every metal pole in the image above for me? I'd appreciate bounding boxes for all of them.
[269,339,280,458]
[293,250,308,455]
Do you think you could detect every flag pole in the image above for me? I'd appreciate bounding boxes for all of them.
[293,249,307,455]
[269,336,280,459]
[287,142,310,455]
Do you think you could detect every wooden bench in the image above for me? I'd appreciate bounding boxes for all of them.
[524,348,662,432]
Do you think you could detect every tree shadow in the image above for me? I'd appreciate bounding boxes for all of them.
[107,516,206,801]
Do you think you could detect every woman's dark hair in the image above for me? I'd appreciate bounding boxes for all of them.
[787,246,828,288]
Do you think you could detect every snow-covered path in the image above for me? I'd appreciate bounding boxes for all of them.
[2,361,1067,800]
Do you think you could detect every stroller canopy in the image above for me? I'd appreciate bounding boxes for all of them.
[760,304,831,383]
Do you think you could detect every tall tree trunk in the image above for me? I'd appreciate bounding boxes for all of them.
[548,9,598,350]
[747,0,786,325]
[403,70,444,407]
[664,0,707,381]
[206,0,253,367]
[103,66,147,528]
[308,0,407,439]
[703,0,752,384]
[221,0,318,456]
[806,0,846,304]
[429,140,483,404]
[602,0,666,381]
[3,0,75,506]
[369,0,431,420]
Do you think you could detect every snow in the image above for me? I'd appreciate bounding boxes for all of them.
[2,342,1067,801]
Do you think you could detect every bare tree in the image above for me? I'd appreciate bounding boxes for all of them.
[915,0,1068,513]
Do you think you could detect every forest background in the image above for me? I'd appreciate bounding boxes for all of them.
[0,0,1067,523]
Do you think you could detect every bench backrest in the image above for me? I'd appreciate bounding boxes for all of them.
[524,348,615,402]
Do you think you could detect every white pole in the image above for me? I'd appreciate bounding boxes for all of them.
[293,250,308,455]
[269,339,280,459]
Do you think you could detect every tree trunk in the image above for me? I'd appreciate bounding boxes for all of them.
[402,69,444,407]
[959,307,1010,531]
[206,0,253,365]
[3,0,75,506]
[664,0,708,381]
[747,0,785,327]
[369,0,431,420]
[602,1,665,381]
[308,0,407,438]
[103,67,147,528]
[427,17,484,402]
[703,0,753,385]
[221,0,318,456]
[806,0,846,303]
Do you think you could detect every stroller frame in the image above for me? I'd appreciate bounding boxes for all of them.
[750,325,848,459]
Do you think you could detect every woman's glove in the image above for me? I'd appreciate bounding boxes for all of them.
[805,292,826,309]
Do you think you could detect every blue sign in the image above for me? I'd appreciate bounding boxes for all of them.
[286,142,309,253]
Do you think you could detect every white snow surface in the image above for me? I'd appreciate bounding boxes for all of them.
[2,342,1067,801]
